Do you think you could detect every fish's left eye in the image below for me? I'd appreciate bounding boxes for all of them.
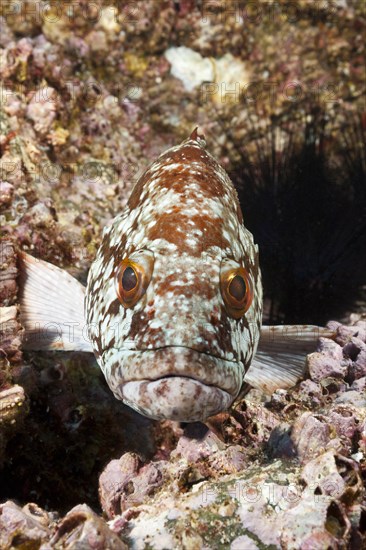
[115,253,154,308]
[220,266,253,319]
[228,274,246,302]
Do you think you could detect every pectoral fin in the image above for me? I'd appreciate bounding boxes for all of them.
[244,325,335,393]
[18,252,93,352]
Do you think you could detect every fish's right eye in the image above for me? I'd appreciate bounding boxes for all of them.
[122,266,137,291]
[115,254,154,308]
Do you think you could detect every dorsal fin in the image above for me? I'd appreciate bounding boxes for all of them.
[190,126,205,141]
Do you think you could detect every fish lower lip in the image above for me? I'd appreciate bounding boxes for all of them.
[121,377,234,422]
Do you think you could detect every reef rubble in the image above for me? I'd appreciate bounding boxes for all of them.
[0,330,365,548]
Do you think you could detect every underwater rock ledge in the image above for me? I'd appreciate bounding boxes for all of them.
[0,312,365,548]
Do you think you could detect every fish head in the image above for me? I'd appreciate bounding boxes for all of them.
[86,132,262,421]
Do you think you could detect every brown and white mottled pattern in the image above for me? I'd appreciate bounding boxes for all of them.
[85,131,262,421]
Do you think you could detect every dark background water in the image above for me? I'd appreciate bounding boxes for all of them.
[227,109,366,326]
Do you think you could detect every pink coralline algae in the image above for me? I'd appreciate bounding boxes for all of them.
[0,501,52,549]
[47,504,127,549]
[99,453,165,519]
[307,339,349,382]
[26,86,58,135]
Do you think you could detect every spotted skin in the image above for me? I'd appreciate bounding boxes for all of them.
[85,132,262,421]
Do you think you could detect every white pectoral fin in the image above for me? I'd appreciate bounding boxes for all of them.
[18,252,93,352]
[244,325,335,393]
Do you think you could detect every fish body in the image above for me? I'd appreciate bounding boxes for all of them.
[85,129,262,420]
[18,130,334,422]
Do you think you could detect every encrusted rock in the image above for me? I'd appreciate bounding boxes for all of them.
[0,241,23,367]
[298,379,323,402]
[25,201,56,228]
[0,306,23,366]
[0,384,27,427]
[327,406,359,442]
[0,241,18,307]
[0,500,51,549]
[318,337,344,360]
[47,504,126,549]
[0,181,14,207]
[334,390,366,408]
[290,412,332,462]
[307,350,349,382]
[329,320,366,347]
[280,498,349,549]
[172,422,225,462]
[302,451,347,498]
[26,87,58,135]
[347,338,366,380]
[99,453,165,519]
[351,376,365,391]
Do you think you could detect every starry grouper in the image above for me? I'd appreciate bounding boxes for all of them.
[18,129,334,422]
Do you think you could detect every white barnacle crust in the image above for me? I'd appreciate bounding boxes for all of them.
[85,132,262,421]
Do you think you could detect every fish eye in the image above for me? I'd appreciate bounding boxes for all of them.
[220,265,253,319]
[228,274,246,302]
[115,252,154,308]
[122,266,137,291]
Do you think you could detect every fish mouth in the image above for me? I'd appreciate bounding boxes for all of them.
[102,345,243,421]
[108,344,241,394]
